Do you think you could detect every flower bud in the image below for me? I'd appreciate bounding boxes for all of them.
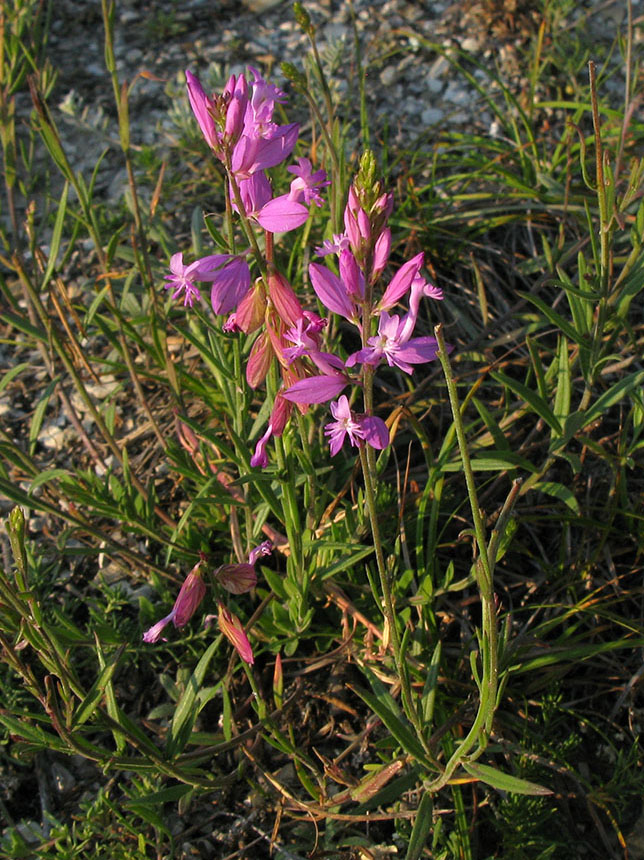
[268,271,304,327]
[246,331,274,388]
[235,280,267,333]
[172,561,207,628]
[215,563,257,594]
[273,652,283,709]
[217,603,254,664]
[269,393,292,436]
[373,227,391,276]
[339,249,364,298]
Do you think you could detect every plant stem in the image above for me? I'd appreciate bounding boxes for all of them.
[426,323,500,790]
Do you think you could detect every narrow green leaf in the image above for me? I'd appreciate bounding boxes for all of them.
[167,639,221,758]
[313,545,374,580]
[0,311,48,341]
[519,291,581,343]
[553,335,571,431]
[443,450,538,472]
[534,481,580,514]
[406,792,434,860]
[583,370,644,427]
[72,644,126,727]
[29,377,58,457]
[0,362,29,394]
[96,635,126,752]
[492,370,561,434]
[349,683,432,769]
[84,284,111,326]
[41,182,69,291]
[124,784,193,807]
[421,641,441,725]
[0,714,64,749]
[28,469,71,493]
[462,761,552,795]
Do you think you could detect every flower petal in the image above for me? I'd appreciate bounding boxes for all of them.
[256,196,309,233]
[309,263,356,320]
[282,374,348,404]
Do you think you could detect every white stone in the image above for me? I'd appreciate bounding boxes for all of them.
[461,36,480,53]
[421,107,444,125]
[379,66,398,87]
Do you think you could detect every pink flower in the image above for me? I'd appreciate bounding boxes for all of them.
[315,233,351,257]
[210,256,251,315]
[164,252,229,308]
[324,396,390,456]
[248,540,272,565]
[287,157,330,206]
[379,252,425,310]
[283,317,324,364]
[346,310,439,375]
[234,173,309,233]
[255,195,309,233]
[309,262,360,323]
[282,373,348,405]
[231,123,299,179]
[324,395,364,455]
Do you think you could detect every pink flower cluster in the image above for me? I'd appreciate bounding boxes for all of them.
[142,542,272,665]
[164,66,448,468]
[164,68,328,313]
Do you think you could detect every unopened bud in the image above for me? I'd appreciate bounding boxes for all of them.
[246,331,274,388]
[273,652,283,709]
[268,271,303,327]
[235,280,267,333]
[281,61,307,91]
[293,2,314,36]
[215,563,257,594]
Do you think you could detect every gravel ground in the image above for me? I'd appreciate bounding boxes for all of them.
[42,0,636,200]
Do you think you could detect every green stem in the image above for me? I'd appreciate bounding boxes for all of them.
[358,423,430,757]
[427,323,500,790]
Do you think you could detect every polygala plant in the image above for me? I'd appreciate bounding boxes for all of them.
[144,41,536,803]
[7,0,613,852]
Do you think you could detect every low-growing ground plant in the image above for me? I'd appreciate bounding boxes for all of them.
[0,0,642,858]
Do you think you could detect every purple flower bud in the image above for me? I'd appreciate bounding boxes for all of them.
[172,561,207,628]
[142,560,207,643]
[251,424,273,468]
[142,613,173,644]
[224,75,248,142]
[185,70,220,153]
[373,228,391,275]
[357,208,371,240]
